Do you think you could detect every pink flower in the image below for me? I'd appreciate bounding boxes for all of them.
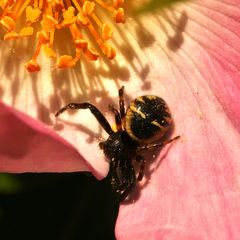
[1,0,240,239]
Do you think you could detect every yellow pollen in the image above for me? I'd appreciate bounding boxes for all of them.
[0,0,126,72]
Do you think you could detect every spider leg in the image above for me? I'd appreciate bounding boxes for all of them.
[110,158,136,201]
[136,155,145,181]
[108,104,122,131]
[110,159,121,187]
[118,165,136,201]
[55,102,114,135]
[138,135,180,150]
[118,86,126,121]
[106,86,126,132]
[118,187,133,201]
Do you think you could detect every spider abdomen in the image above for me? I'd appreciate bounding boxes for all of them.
[125,95,172,143]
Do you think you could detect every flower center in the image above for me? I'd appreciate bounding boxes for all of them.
[0,0,125,72]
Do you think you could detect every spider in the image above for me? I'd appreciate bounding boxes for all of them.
[55,86,179,201]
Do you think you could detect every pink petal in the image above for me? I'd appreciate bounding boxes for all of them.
[0,101,90,173]
[116,1,240,239]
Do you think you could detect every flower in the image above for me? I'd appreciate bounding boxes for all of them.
[0,0,125,72]
[1,0,240,239]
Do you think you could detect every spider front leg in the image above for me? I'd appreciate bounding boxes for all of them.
[55,102,114,135]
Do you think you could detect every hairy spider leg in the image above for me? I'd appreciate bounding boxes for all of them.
[135,136,180,181]
[118,86,126,122]
[55,103,114,135]
[108,86,126,131]
[109,154,137,201]
[108,104,122,131]
[138,135,180,150]
[110,159,121,186]
[118,160,136,201]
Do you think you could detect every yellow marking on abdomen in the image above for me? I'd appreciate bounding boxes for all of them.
[136,96,145,103]
[151,120,162,128]
[130,105,146,119]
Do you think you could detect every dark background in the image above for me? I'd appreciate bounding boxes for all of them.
[0,173,119,240]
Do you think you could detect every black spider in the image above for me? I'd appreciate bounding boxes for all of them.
[55,86,179,201]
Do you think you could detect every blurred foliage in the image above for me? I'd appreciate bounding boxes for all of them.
[0,174,23,193]
[135,0,188,14]
[0,173,119,240]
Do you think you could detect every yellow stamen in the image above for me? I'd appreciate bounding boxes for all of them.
[26,6,41,23]
[56,55,76,68]
[102,23,112,41]
[4,31,19,40]
[25,59,41,72]
[0,16,15,31]
[0,0,125,72]
[19,26,33,37]
[82,1,95,16]
[113,0,124,9]
[114,8,125,23]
